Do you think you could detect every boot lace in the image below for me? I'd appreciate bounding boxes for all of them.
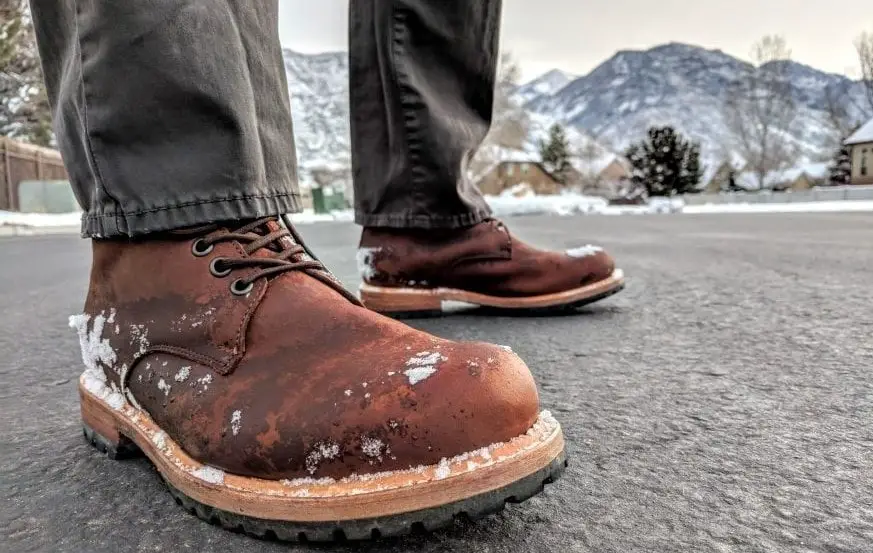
[188,216,361,304]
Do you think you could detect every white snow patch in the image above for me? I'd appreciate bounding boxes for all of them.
[566,245,604,258]
[434,458,451,480]
[191,466,225,485]
[289,209,355,224]
[128,324,150,357]
[230,410,243,436]
[682,200,873,214]
[0,210,81,229]
[80,367,126,411]
[498,345,513,352]
[344,389,352,397]
[305,441,342,474]
[157,378,171,397]
[151,430,169,453]
[485,191,609,217]
[403,351,447,385]
[361,436,384,460]
[440,299,479,313]
[174,366,191,382]
[356,247,382,280]
[404,367,436,385]
[69,312,117,372]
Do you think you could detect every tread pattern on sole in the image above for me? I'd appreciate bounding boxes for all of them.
[82,423,566,542]
[163,455,567,542]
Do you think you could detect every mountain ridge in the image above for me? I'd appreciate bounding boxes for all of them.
[283,43,871,185]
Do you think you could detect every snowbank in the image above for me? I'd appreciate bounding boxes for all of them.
[289,209,354,224]
[682,200,873,214]
[485,190,609,217]
[0,210,81,228]
[484,191,686,216]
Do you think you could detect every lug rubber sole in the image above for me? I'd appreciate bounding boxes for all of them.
[360,268,625,317]
[79,373,566,542]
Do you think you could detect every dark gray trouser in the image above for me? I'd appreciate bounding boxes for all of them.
[30,0,498,238]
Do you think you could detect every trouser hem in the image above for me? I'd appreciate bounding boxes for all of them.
[81,191,302,238]
[354,209,491,230]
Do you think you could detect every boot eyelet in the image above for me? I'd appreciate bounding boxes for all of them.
[191,238,214,257]
[230,279,254,296]
[209,258,232,278]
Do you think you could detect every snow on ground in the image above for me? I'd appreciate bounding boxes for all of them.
[0,210,81,228]
[289,209,354,223]
[682,200,873,214]
[486,190,609,217]
[3,198,872,235]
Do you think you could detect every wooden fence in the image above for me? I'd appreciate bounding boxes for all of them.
[0,137,68,211]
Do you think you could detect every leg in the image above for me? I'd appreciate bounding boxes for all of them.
[349,0,624,316]
[30,0,299,237]
[349,0,499,229]
[33,1,561,539]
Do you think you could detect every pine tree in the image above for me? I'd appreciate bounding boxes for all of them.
[0,0,53,146]
[539,123,572,183]
[828,143,853,185]
[625,126,703,196]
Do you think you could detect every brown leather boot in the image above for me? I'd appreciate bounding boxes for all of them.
[71,217,565,541]
[358,219,625,316]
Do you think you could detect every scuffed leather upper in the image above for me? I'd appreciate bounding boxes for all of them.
[81,225,539,479]
[359,219,616,296]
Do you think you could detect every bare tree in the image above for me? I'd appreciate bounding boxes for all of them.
[574,140,605,192]
[486,52,529,149]
[723,35,797,189]
[469,52,531,181]
[856,31,873,117]
[823,84,858,148]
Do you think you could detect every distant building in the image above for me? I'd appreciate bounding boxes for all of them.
[735,162,830,191]
[474,151,631,199]
[844,118,873,185]
[574,156,631,199]
[476,160,565,196]
[704,162,737,193]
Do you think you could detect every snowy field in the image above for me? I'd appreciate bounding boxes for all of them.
[3,196,873,234]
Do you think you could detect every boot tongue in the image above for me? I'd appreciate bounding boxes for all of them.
[252,219,313,263]
[264,220,295,250]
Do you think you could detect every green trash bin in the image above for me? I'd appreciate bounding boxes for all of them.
[311,187,327,214]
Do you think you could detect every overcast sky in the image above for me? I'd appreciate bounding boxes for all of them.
[278,0,870,82]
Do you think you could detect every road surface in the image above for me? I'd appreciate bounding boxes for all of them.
[2,213,872,552]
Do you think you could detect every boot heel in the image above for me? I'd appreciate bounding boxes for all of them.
[80,386,141,460]
[359,284,443,317]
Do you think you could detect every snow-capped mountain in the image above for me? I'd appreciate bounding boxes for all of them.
[519,43,870,170]
[283,44,870,183]
[511,69,576,106]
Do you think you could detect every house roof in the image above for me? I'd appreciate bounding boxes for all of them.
[735,162,830,190]
[845,117,873,145]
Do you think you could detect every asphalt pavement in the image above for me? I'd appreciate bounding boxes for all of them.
[2,213,873,553]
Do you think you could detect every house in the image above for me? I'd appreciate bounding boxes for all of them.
[705,162,737,193]
[476,160,565,196]
[569,155,631,199]
[735,162,830,191]
[844,118,873,185]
